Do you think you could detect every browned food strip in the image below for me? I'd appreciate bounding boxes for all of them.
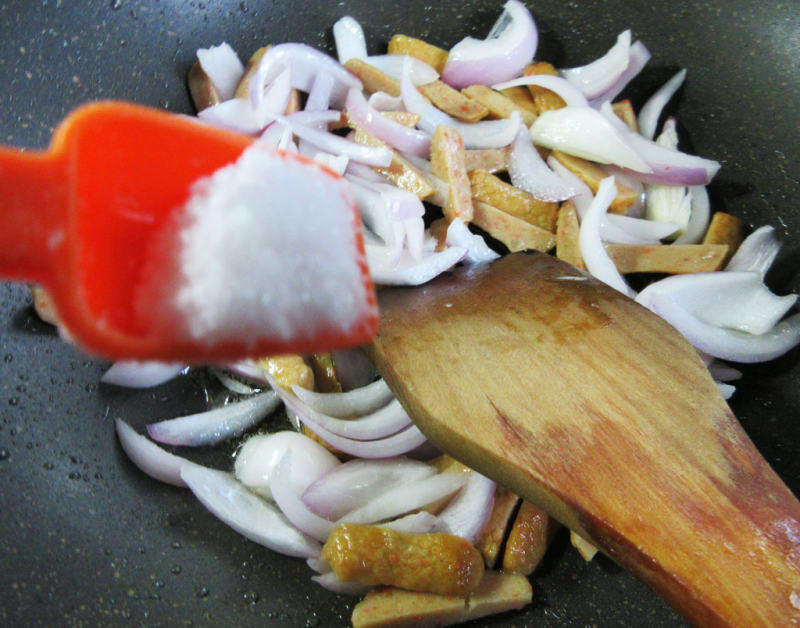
[187,61,223,112]
[233,46,268,99]
[387,34,449,74]
[430,454,472,475]
[570,530,600,561]
[381,111,422,127]
[612,99,639,132]
[550,150,638,214]
[502,501,559,576]
[523,62,566,114]
[431,125,473,222]
[472,201,556,253]
[498,85,539,116]
[464,147,510,174]
[259,355,314,390]
[350,571,532,628]
[428,217,449,251]
[605,243,729,274]
[461,85,537,126]
[475,487,521,568]
[323,523,484,596]
[310,353,342,393]
[702,212,743,263]
[31,285,60,326]
[469,169,558,232]
[346,58,401,96]
[556,201,585,269]
[352,126,435,199]
[419,81,488,122]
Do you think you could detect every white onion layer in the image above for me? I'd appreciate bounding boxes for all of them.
[333,16,368,64]
[561,30,632,100]
[101,361,186,388]
[197,42,244,100]
[115,419,194,487]
[292,378,393,417]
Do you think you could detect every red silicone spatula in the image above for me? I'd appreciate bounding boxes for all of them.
[0,101,377,362]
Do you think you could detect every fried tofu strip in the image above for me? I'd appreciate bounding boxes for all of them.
[346,58,402,96]
[461,85,537,126]
[31,285,60,326]
[309,353,342,393]
[431,125,473,222]
[605,243,729,274]
[187,61,223,112]
[502,501,559,576]
[570,530,600,562]
[419,81,488,122]
[475,487,521,568]
[323,523,484,596]
[612,99,639,132]
[469,169,558,232]
[464,147,510,174]
[550,151,639,214]
[523,62,566,114]
[702,212,743,263]
[233,46,268,99]
[556,201,585,269]
[387,34,449,74]
[351,571,532,628]
[259,354,314,390]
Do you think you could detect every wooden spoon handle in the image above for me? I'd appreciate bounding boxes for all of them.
[369,251,800,626]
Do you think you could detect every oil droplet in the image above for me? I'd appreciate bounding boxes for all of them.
[8,397,19,407]
[197,586,209,598]
[85,383,96,393]
[153,579,165,589]
[0,449,8,461]
[170,565,182,575]
[110,0,122,9]
[4,354,12,362]
[243,591,259,605]
[172,541,182,549]
[42,462,54,470]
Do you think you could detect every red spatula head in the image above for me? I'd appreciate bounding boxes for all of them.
[0,101,378,361]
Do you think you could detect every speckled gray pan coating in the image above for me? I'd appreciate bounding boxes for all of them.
[0,1,798,626]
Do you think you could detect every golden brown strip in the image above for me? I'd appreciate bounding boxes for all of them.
[498,85,539,116]
[472,201,556,253]
[419,81,488,122]
[550,150,638,214]
[31,285,60,326]
[309,353,342,393]
[523,62,566,114]
[350,571,532,628]
[461,85,537,126]
[345,58,401,96]
[475,487,521,568]
[570,530,599,562]
[469,169,558,232]
[258,355,314,390]
[702,212,743,263]
[187,61,222,112]
[556,201,585,269]
[431,125,473,222]
[605,243,729,274]
[323,523,484,596]
[612,99,639,133]
[387,34,449,74]
[464,147,510,173]
[501,501,559,576]
[352,126,435,199]
[381,111,422,127]
[233,46,268,99]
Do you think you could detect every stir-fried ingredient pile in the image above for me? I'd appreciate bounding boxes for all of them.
[34,2,800,626]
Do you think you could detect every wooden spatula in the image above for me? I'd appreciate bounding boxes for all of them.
[0,101,376,362]
[368,251,800,626]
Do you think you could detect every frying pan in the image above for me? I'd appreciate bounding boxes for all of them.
[1,1,797,625]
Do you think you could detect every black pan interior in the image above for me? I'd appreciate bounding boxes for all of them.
[1,1,798,626]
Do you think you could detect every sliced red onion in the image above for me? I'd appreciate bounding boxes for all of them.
[338,473,467,525]
[434,471,496,543]
[330,348,380,391]
[673,185,711,245]
[604,166,645,217]
[441,0,538,89]
[561,30,632,100]
[637,272,797,336]
[223,359,269,384]
[366,54,439,84]
[333,16,368,64]
[403,216,426,262]
[446,218,501,264]
[277,115,392,166]
[579,176,635,296]
[277,387,413,441]
[368,91,404,111]
[530,107,651,173]
[605,214,678,244]
[379,511,439,534]
[310,150,349,175]
[197,98,261,135]
[589,40,651,106]
[271,452,338,542]
[376,182,426,220]
[401,62,521,149]
[147,392,279,447]
[307,557,331,574]
[717,383,736,399]
[181,464,321,559]
[725,225,781,278]
[101,361,186,388]
[234,431,340,499]
[252,65,292,128]
[545,155,593,215]
[509,128,577,202]
[304,72,336,113]
[292,378,391,417]
[708,361,742,382]
[294,418,428,458]
[349,178,397,247]
[366,243,467,286]
[302,457,436,519]
[210,368,261,395]
[312,572,372,595]
[345,87,431,157]
[638,69,687,140]
[115,419,194,487]
[493,74,588,107]
[346,160,388,183]
[197,42,244,100]
[249,43,362,109]
[645,296,800,363]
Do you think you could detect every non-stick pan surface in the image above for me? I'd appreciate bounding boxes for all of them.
[1,1,798,626]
